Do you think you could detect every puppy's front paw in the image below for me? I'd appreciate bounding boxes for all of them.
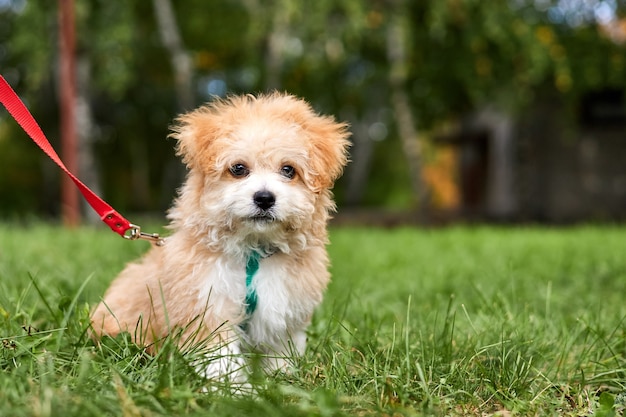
[202,354,247,382]
[196,343,251,393]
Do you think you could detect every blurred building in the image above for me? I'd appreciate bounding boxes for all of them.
[435,89,626,222]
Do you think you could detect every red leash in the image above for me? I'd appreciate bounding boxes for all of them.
[0,75,163,245]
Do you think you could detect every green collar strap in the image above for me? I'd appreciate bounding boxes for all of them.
[244,251,261,316]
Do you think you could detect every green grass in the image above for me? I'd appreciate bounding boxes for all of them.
[0,223,625,416]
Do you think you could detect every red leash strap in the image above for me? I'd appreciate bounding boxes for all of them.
[0,75,163,245]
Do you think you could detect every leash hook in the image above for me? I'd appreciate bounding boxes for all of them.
[123,224,166,246]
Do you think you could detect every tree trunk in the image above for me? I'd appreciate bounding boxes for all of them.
[477,109,516,219]
[342,108,377,206]
[152,0,194,111]
[264,0,291,91]
[152,0,194,208]
[75,54,102,224]
[58,0,80,226]
[386,1,428,212]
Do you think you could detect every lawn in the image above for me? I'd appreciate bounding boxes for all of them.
[0,223,625,416]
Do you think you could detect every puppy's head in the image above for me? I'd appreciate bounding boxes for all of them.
[170,93,350,238]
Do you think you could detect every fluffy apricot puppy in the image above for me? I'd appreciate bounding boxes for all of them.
[90,93,350,384]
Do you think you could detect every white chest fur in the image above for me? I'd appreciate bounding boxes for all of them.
[195,253,314,352]
[246,254,306,345]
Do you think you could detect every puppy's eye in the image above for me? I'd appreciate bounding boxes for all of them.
[229,164,249,178]
[280,165,296,179]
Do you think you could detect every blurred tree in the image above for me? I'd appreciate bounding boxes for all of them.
[386,0,428,212]
[2,0,138,216]
[1,0,625,218]
[152,0,193,111]
[152,0,194,204]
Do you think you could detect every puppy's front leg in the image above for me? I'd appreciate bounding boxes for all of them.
[197,340,248,385]
[262,329,307,373]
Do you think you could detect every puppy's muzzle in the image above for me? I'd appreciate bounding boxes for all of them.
[253,190,276,211]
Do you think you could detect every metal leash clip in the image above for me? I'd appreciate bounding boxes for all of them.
[124,224,166,246]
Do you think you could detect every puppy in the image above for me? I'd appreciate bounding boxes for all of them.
[90,92,350,383]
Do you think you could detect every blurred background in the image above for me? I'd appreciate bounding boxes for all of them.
[1,0,626,225]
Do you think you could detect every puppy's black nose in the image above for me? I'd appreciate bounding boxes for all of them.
[253,190,275,210]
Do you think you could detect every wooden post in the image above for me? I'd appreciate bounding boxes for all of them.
[58,0,80,227]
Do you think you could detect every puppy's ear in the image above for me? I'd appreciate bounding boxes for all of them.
[305,115,351,192]
[169,103,229,173]
[169,118,194,169]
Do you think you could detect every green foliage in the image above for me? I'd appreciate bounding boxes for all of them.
[7,0,137,96]
[1,1,626,213]
[0,123,45,216]
[77,0,137,98]
[0,223,625,415]
[408,0,626,119]
[4,1,56,89]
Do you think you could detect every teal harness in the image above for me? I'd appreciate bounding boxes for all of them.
[240,251,264,332]
[244,251,261,316]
